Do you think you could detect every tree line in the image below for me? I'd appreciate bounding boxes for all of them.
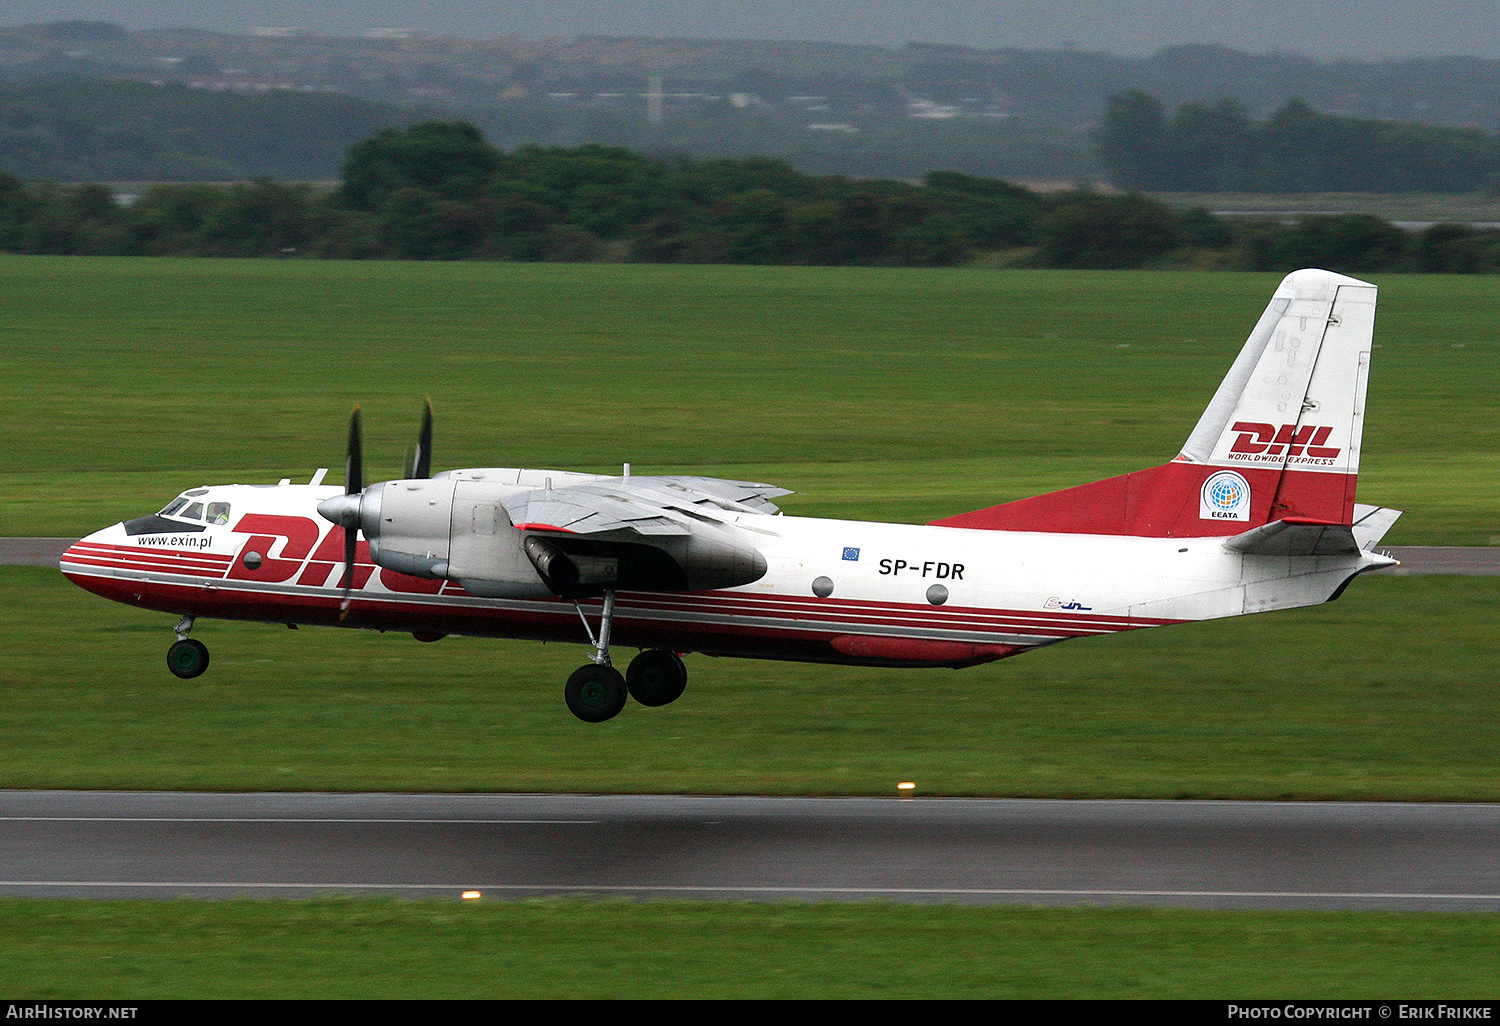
[1098,90,1500,193]
[3,120,1500,274]
[0,80,414,183]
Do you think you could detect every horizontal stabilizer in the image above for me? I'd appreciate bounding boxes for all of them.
[1223,518,1359,556]
[1350,503,1403,551]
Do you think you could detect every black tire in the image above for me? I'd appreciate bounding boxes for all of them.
[166,638,210,679]
[565,664,628,723]
[626,649,687,707]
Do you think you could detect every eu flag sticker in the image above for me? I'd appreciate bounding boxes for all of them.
[842,547,860,561]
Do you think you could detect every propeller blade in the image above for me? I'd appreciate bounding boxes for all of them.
[339,523,357,619]
[345,407,363,495]
[412,399,433,479]
[339,406,363,619]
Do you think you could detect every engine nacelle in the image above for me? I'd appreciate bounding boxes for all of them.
[358,477,455,578]
[322,476,768,599]
[523,530,766,596]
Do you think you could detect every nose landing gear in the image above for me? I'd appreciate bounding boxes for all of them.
[166,616,209,679]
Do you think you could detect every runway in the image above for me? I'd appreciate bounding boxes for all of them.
[6,539,1499,573]
[4,791,1500,910]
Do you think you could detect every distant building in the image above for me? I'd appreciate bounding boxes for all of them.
[907,99,961,119]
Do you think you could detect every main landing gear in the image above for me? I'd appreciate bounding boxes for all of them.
[166,616,209,679]
[566,590,687,723]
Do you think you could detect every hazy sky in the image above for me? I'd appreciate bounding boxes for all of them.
[6,1,1500,61]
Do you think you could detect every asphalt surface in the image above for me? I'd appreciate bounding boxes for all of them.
[4,791,1500,909]
[17,538,1500,573]
[4,538,78,566]
[18,540,1497,911]
[1380,546,1500,575]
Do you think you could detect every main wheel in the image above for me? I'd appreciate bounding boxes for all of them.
[166,638,210,679]
[626,649,687,707]
[565,664,628,723]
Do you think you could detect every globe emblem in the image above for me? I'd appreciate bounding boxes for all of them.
[1209,477,1243,510]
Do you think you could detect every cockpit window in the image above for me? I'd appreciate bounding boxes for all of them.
[182,502,205,521]
[206,502,231,526]
[159,498,189,517]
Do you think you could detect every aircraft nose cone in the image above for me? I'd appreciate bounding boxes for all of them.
[57,536,94,569]
[317,493,361,527]
[58,522,132,601]
[59,523,121,567]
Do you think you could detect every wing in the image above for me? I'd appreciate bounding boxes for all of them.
[499,476,788,594]
[500,475,791,536]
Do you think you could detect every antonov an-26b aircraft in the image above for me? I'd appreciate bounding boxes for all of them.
[62,269,1401,722]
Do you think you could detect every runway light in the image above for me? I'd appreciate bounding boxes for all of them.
[897,781,916,791]
[461,890,482,900]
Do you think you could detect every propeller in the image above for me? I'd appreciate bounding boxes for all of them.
[316,403,434,619]
[312,407,366,617]
[337,408,364,616]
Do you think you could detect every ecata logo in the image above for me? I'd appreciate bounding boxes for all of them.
[1200,470,1252,521]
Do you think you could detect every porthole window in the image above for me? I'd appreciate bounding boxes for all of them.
[811,576,834,598]
[926,584,949,606]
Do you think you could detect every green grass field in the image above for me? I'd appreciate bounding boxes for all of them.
[5,566,1496,798]
[0,256,1495,541]
[5,898,1499,999]
[2,256,1495,998]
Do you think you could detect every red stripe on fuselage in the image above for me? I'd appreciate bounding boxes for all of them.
[60,544,1178,666]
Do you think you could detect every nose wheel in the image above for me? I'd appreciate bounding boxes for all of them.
[166,616,209,679]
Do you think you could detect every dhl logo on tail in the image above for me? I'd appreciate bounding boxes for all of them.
[1228,422,1342,460]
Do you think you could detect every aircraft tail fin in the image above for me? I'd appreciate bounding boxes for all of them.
[931,269,1379,538]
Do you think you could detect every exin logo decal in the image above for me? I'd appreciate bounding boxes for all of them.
[1200,470,1252,521]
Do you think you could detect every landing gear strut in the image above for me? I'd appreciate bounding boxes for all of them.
[166,616,209,679]
[563,594,690,721]
[566,590,626,722]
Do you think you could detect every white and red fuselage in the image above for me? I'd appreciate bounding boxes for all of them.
[59,470,1387,669]
[59,269,1400,672]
